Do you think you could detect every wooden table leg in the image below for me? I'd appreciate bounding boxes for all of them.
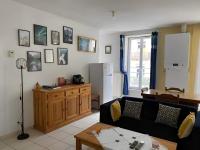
[76,138,82,150]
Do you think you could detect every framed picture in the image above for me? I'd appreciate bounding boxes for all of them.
[63,26,73,44]
[78,36,96,53]
[27,51,42,72]
[34,24,47,45]
[57,48,68,65]
[18,29,30,47]
[105,45,112,54]
[44,49,54,63]
[51,31,60,45]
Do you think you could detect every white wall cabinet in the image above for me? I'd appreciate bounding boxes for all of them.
[164,33,190,90]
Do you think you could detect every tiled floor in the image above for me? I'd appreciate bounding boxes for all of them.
[0,112,99,150]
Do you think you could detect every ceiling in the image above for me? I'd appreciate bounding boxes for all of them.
[12,0,200,33]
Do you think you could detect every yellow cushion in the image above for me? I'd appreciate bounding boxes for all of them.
[110,100,121,122]
[178,112,195,139]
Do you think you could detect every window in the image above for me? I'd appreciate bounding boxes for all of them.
[128,35,151,89]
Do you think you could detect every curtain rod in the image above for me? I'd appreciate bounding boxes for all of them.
[123,28,159,36]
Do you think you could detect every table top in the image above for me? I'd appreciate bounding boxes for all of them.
[33,83,91,92]
[142,89,200,104]
[74,123,177,150]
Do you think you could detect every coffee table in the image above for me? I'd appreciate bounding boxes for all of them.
[74,123,177,150]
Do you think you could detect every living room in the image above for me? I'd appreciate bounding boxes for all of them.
[0,0,200,150]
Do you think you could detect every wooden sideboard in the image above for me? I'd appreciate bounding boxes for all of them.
[33,83,91,133]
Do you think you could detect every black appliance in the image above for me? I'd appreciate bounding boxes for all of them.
[73,74,85,84]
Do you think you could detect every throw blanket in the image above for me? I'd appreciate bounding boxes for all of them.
[94,127,167,150]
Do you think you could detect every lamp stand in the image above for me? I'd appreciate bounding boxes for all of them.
[17,66,29,140]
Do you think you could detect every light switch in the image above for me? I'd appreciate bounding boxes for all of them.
[8,50,15,58]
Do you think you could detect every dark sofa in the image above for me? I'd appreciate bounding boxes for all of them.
[100,96,200,150]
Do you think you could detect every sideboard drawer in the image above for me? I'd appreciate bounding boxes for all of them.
[66,89,79,96]
[48,92,65,99]
[80,86,90,94]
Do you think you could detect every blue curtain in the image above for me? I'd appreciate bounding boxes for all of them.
[120,35,129,95]
[150,32,158,89]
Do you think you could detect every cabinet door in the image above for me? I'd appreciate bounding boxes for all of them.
[47,98,65,128]
[80,93,91,114]
[66,95,79,120]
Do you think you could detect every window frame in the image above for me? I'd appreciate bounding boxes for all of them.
[127,35,151,90]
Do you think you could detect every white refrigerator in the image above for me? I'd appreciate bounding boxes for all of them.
[89,63,113,105]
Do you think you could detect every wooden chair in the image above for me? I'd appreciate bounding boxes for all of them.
[165,87,185,93]
[155,92,179,104]
[91,94,100,110]
[141,87,148,94]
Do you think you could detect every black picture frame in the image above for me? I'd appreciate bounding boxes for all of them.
[44,49,54,63]
[57,48,68,65]
[78,36,96,53]
[51,31,60,45]
[105,45,112,54]
[18,29,30,47]
[34,24,47,46]
[63,26,73,44]
[27,51,42,72]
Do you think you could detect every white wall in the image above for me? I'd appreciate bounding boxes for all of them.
[99,32,122,97]
[0,0,100,136]
[99,32,121,73]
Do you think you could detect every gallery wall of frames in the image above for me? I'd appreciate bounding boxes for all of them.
[18,24,97,72]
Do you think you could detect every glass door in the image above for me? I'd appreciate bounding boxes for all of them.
[128,36,151,90]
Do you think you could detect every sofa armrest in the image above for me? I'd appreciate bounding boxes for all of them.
[177,127,200,150]
[100,99,121,125]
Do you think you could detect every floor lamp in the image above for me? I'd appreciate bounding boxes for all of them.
[16,58,29,140]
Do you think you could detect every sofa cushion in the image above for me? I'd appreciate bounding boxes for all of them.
[115,116,142,132]
[110,100,121,122]
[178,112,195,139]
[176,104,197,127]
[142,120,178,142]
[115,117,178,142]
[123,100,143,119]
[140,100,159,121]
[155,104,181,128]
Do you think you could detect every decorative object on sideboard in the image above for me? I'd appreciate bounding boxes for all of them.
[51,30,60,45]
[105,45,112,54]
[33,24,47,46]
[63,26,73,44]
[42,85,59,90]
[44,49,54,63]
[35,82,42,90]
[78,36,96,53]
[16,58,29,140]
[18,29,30,47]
[58,77,66,86]
[27,51,42,72]
[57,48,68,65]
[65,79,72,85]
[73,74,85,84]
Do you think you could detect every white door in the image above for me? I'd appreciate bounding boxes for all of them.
[128,36,151,90]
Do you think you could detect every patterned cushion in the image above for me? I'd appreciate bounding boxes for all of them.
[155,104,181,128]
[123,100,143,119]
